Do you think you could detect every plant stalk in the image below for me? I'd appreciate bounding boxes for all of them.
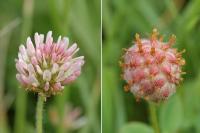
[36,95,45,133]
[148,102,160,133]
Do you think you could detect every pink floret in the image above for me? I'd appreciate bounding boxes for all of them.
[15,31,85,97]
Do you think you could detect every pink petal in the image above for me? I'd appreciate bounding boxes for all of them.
[42,57,48,68]
[31,56,38,65]
[44,82,50,91]
[56,70,65,82]
[60,62,71,71]
[27,64,35,75]
[36,50,42,63]
[19,45,29,61]
[51,63,59,74]
[16,74,26,86]
[16,63,26,74]
[57,36,62,44]
[36,65,43,75]
[21,75,30,85]
[53,82,63,91]
[43,70,52,81]
[39,34,44,44]
[34,32,40,48]
[26,37,35,56]
[62,75,76,84]
[52,53,57,62]
[46,31,53,44]
[62,37,69,47]
[66,43,77,56]
[28,75,39,87]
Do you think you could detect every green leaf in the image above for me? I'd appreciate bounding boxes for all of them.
[179,74,200,128]
[119,122,154,133]
[159,95,183,133]
[194,114,200,133]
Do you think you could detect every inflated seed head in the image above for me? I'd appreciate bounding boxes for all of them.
[120,29,185,103]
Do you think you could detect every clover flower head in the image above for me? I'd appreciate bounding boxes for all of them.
[16,31,84,97]
[120,29,185,102]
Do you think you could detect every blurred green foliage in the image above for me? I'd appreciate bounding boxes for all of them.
[103,0,200,133]
[0,0,100,133]
[1,0,200,133]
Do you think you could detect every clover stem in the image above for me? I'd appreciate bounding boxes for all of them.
[148,102,160,133]
[36,95,45,133]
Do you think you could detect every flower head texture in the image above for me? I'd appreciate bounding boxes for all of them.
[120,29,185,102]
[16,31,84,97]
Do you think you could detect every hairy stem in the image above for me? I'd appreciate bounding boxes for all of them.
[36,95,45,133]
[148,102,160,133]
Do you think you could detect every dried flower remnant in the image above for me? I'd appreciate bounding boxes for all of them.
[120,29,185,102]
[15,31,84,97]
[49,105,86,130]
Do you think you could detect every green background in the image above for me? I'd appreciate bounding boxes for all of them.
[103,0,200,133]
[1,0,200,133]
[0,0,100,133]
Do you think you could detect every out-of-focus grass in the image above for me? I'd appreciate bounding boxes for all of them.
[0,0,100,133]
[0,18,20,133]
[103,0,200,133]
